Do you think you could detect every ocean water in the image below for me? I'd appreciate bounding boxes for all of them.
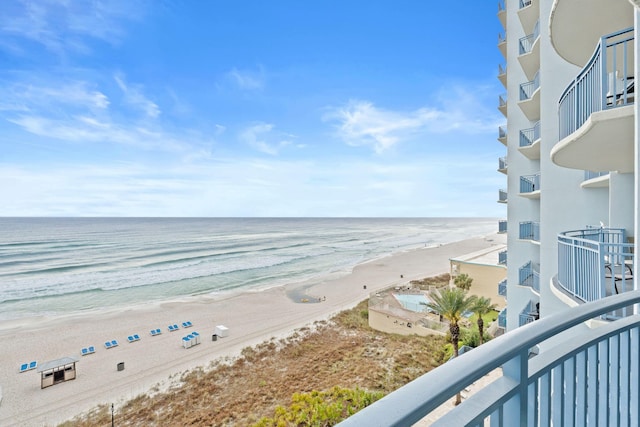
[0,217,497,321]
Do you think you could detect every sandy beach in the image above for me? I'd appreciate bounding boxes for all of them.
[0,235,501,426]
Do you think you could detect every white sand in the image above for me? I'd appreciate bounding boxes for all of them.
[0,235,501,427]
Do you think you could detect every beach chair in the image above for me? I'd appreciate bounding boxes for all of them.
[105,339,119,349]
[81,346,96,356]
[168,324,179,332]
[127,334,141,343]
[182,321,193,328]
[150,328,162,336]
[19,361,37,373]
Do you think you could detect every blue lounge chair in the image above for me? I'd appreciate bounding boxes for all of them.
[81,346,96,356]
[168,324,179,332]
[19,361,37,373]
[105,339,118,349]
[127,334,140,343]
[150,328,162,336]
[182,321,193,328]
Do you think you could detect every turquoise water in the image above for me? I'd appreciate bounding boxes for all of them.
[0,217,496,320]
[393,293,431,313]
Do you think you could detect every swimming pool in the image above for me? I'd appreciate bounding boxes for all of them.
[393,293,432,313]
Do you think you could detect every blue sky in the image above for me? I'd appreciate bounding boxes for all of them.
[0,1,505,217]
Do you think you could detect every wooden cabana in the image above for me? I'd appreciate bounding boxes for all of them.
[37,356,79,389]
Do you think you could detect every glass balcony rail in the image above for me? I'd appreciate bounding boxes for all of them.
[518,300,539,326]
[498,189,508,203]
[498,32,506,45]
[498,93,507,108]
[498,125,507,140]
[519,71,540,101]
[498,0,505,12]
[519,221,540,242]
[497,307,507,328]
[518,20,540,55]
[559,27,634,140]
[498,279,507,297]
[498,63,506,76]
[557,227,634,319]
[518,261,540,294]
[519,121,540,147]
[519,173,540,193]
[498,250,507,266]
[498,156,507,171]
[584,170,609,181]
[498,219,507,233]
[337,291,640,426]
[519,0,532,8]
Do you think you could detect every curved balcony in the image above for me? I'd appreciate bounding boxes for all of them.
[518,300,539,326]
[498,32,507,58]
[517,0,538,34]
[498,189,507,204]
[519,173,540,199]
[497,63,506,87]
[517,72,540,120]
[518,20,540,80]
[497,125,507,145]
[498,279,507,297]
[518,121,540,159]
[498,93,507,117]
[552,28,634,173]
[518,261,540,294]
[550,0,633,66]
[497,0,506,29]
[519,221,539,242]
[556,227,634,319]
[497,307,507,328]
[337,291,640,426]
[498,157,507,174]
[498,250,507,266]
[581,170,609,189]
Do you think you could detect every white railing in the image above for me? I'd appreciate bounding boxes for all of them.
[519,300,539,326]
[337,291,640,426]
[519,173,540,193]
[519,0,532,8]
[498,189,508,203]
[498,279,507,297]
[558,227,634,319]
[558,27,634,140]
[518,20,540,55]
[519,121,540,147]
[498,157,507,171]
[519,221,540,242]
[498,125,507,140]
[520,71,540,101]
[519,261,540,294]
[584,170,609,181]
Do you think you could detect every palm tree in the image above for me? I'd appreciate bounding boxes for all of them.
[425,287,474,405]
[453,273,473,291]
[469,296,497,346]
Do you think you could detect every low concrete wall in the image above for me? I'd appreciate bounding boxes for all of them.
[368,308,445,337]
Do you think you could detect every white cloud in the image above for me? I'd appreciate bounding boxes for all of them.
[227,67,265,90]
[114,74,161,119]
[239,123,292,155]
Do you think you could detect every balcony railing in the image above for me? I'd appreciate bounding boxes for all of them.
[497,307,507,328]
[519,120,540,147]
[498,156,507,171]
[498,189,507,203]
[557,227,634,319]
[498,0,505,12]
[498,219,507,233]
[519,173,540,193]
[519,71,540,101]
[519,300,539,326]
[519,0,532,8]
[498,63,506,76]
[498,279,507,297]
[498,125,507,140]
[519,221,540,242]
[558,27,634,140]
[498,32,506,45]
[518,260,540,293]
[337,290,640,426]
[584,170,609,181]
[518,20,540,55]
[498,93,507,108]
[498,250,507,266]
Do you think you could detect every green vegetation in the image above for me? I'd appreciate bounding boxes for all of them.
[453,273,473,291]
[252,386,384,427]
[468,297,497,345]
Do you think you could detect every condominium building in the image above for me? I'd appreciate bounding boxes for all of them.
[339,1,640,424]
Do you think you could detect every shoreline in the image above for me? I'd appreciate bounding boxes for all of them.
[0,234,500,426]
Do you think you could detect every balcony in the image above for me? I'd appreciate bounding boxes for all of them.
[337,291,640,426]
[518,71,540,121]
[518,20,540,80]
[519,221,540,242]
[517,0,538,35]
[518,260,540,293]
[498,219,507,234]
[581,170,609,189]
[497,125,507,145]
[518,121,540,159]
[498,189,507,204]
[498,279,507,298]
[498,93,507,117]
[519,173,540,198]
[497,63,506,87]
[552,28,634,173]
[557,227,634,319]
[498,156,507,174]
[518,300,539,326]
[498,32,507,58]
[498,250,507,266]
[497,307,507,328]
[550,0,633,67]
[497,0,506,29]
